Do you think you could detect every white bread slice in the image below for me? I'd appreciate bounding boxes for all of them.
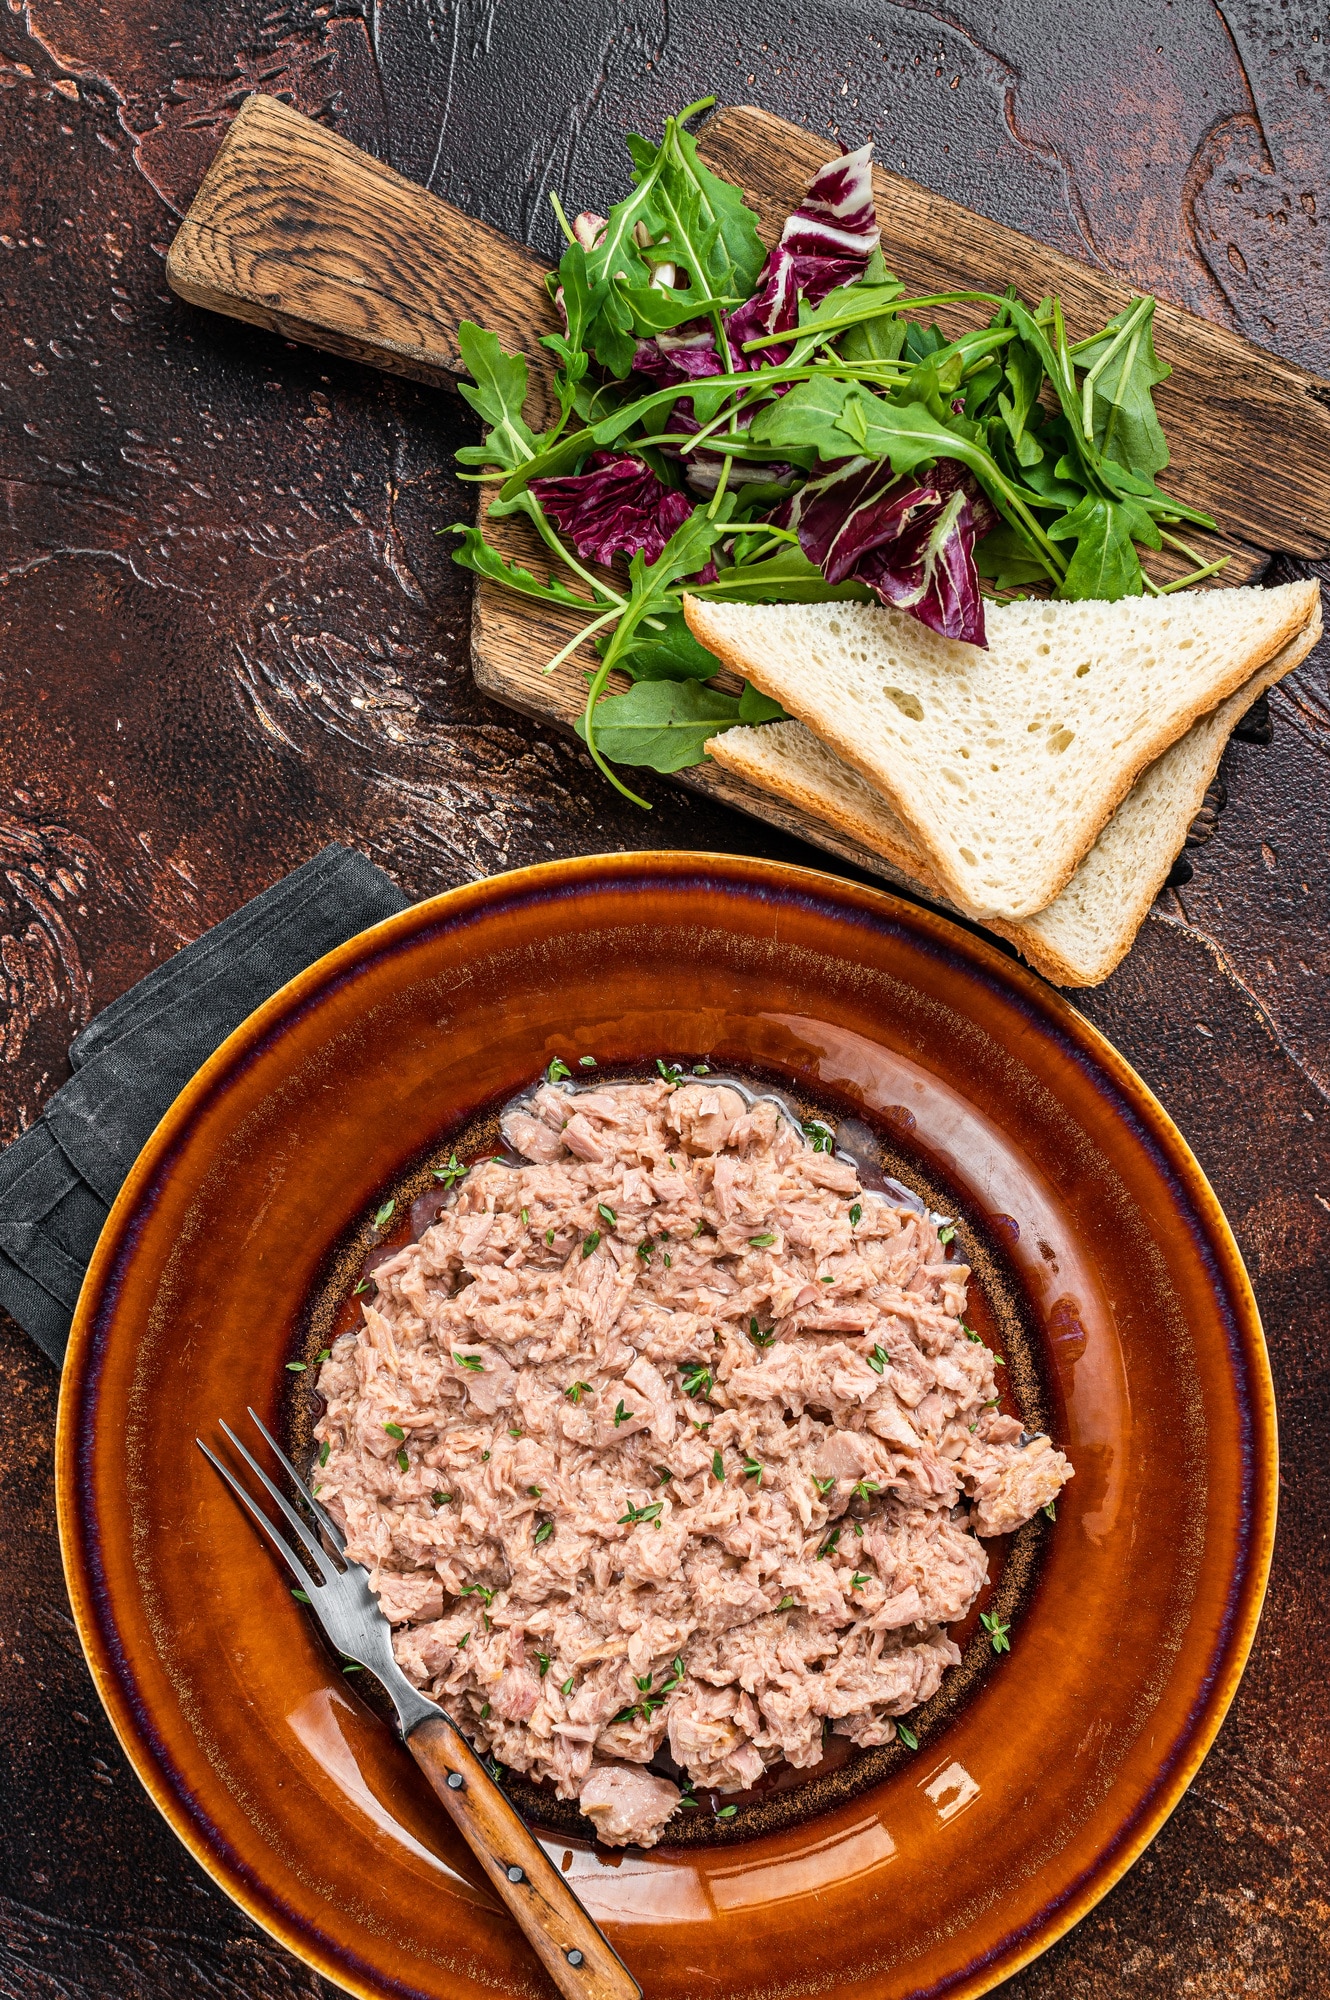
[705,616,1318,986]
[685,582,1319,920]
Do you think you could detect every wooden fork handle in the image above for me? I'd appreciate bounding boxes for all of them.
[165,92,560,421]
[405,1714,640,2000]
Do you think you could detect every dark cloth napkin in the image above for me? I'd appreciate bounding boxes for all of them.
[0,844,408,1367]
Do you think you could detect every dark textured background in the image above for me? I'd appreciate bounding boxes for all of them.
[2,1,1328,1992]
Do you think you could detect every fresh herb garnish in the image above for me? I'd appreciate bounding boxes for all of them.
[802,1119,834,1153]
[383,1422,406,1440]
[480,1701,491,1719]
[813,1475,836,1496]
[291,1587,311,1605]
[579,1054,598,1067]
[433,1154,468,1189]
[537,1651,551,1676]
[777,1593,795,1611]
[319,1440,331,1466]
[374,1199,396,1229]
[582,1230,601,1258]
[457,1631,470,1649]
[431,1490,452,1507]
[545,1227,555,1246]
[681,1363,713,1401]
[618,1499,664,1526]
[315,1348,331,1364]
[547,1057,571,1082]
[849,1202,862,1226]
[817,1528,841,1559]
[937,1223,956,1245]
[598,1202,617,1226]
[853,1479,881,1502]
[560,1676,575,1695]
[614,1399,634,1426]
[528,1484,543,1499]
[980,1610,1011,1654]
[353,1276,374,1296]
[453,1351,484,1372]
[693,1063,710,1074]
[286,1360,306,1372]
[866,1344,890,1374]
[395,1448,409,1473]
[657,1466,674,1484]
[747,1232,776,1249]
[711,1449,725,1480]
[520,1206,529,1224]
[565,1380,593,1404]
[717,1804,738,1819]
[663,1251,672,1267]
[897,1722,919,1751]
[748,1316,775,1348]
[459,1582,496,1606]
[1043,1500,1057,1522]
[850,1572,868,1590]
[741,1456,763,1485]
[636,1239,653,1263]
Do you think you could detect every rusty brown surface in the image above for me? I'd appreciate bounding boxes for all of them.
[1,0,1327,1992]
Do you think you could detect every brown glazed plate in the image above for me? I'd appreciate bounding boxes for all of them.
[56,853,1275,2000]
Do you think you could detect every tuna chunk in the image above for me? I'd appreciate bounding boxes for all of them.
[579,1763,682,1847]
[314,1075,1073,1850]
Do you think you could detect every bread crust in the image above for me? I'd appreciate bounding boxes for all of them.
[705,617,1319,985]
[686,583,1321,920]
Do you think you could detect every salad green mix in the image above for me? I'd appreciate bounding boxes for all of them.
[452,98,1222,805]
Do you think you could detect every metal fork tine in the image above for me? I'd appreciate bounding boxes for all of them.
[196,1440,314,1590]
[246,1405,346,1552]
[218,1420,339,1584]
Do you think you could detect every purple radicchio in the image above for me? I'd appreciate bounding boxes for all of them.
[634,142,881,386]
[783,457,997,647]
[529,449,694,567]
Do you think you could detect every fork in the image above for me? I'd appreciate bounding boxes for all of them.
[197,1410,640,2000]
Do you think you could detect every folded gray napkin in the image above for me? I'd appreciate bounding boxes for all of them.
[0,845,408,1366]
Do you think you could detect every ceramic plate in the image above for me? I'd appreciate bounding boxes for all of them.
[57,854,1275,2000]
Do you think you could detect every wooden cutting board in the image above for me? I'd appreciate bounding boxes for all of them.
[168,93,1330,892]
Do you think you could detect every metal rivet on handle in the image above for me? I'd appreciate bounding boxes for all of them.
[566,1949,584,1967]
[446,1771,464,1790]
[507,1864,525,1883]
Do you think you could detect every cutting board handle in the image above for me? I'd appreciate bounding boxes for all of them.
[166,92,559,417]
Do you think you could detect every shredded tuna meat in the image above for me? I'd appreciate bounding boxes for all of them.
[314,1078,1072,1848]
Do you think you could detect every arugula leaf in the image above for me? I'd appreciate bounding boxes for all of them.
[690,544,870,604]
[738,682,788,723]
[614,279,735,334]
[449,526,599,607]
[1048,494,1145,600]
[1075,297,1171,478]
[748,375,859,455]
[541,246,609,427]
[670,118,766,298]
[610,610,722,681]
[973,523,1051,588]
[454,322,537,472]
[575,677,742,770]
[840,310,907,365]
[996,336,1045,465]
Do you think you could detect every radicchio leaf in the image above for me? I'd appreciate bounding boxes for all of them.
[784,457,995,646]
[529,450,694,567]
[633,142,881,385]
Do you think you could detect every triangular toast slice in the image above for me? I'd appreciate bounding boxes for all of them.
[704,617,1318,986]
[685,582,1319,920]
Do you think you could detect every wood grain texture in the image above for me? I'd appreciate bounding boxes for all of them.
[167,93,560,408]
[405,1716,639,2000]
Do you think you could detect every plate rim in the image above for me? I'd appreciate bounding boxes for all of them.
[55,850,1278,2000]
